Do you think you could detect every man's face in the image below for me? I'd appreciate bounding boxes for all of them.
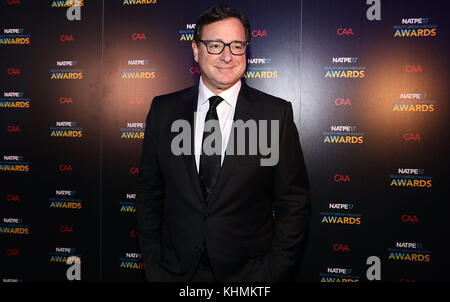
[192,17,247,94]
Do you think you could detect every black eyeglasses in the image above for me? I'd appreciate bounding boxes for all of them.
[198,40,248,55]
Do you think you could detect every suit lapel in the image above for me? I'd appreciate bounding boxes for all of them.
[180,86,205,204]
[180,83,257,207]
[207,84,255,206]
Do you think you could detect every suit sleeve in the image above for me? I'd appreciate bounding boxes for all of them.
[270,101,310,281]
[135,98,164,267]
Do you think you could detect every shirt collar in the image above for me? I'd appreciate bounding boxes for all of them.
[198,76,241,109]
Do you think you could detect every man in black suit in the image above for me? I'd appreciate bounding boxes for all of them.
[135,5,310,282]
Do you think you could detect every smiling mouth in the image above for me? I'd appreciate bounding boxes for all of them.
[216,66,235,70]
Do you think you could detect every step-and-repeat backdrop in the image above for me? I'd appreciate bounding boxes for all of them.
[1,0,448,282]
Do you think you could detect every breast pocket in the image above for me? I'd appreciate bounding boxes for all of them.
[229,155,261,174]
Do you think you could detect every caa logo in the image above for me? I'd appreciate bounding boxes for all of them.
[334,174,351,183]
[337,27,354,36]
[403,133,421,141]
[7,68,21,75]
[405,65,422,72]
[59,97,73,104]
[189,66,201,74]
[7,0,21,5]
[335,98,351,106]
[60,226,74,233]
[252,29,267,37]
[401,214,419,223]
[333,243,350,252]
[6,249,20,256]
[60,34,74,42]
[131,33,146,40]
[129,97,144,104]
[129,167,139,175]
[58,164,73,172]
[7,125,21,133]
[6,194,20,202]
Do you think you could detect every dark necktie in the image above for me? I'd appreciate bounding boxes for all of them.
[199,96,223,202]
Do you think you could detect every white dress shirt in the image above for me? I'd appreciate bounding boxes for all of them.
[194,76,241,173]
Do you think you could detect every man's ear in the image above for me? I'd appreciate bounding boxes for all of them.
[192,40,199,63]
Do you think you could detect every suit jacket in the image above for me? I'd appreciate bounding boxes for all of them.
[135,83,310,282]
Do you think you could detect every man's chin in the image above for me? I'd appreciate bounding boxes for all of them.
[215,80,239,91]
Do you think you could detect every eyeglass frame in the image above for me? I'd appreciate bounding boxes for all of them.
[198,39,249,56]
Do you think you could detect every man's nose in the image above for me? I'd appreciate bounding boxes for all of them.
[220,45,233,63]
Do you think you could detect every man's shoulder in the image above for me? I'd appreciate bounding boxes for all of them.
[154,85,197,102]
[243,83,290,109]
